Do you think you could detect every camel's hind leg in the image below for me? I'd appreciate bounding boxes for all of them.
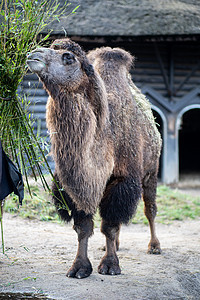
[102,224,121,251]
[66,211,94,279]
[115,224,121,251]
[143,172,161,254]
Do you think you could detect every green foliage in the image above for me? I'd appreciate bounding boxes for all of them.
[0,1,79,253]
[0,0,73,194]
[0,201,5,253]
[4,183,200,225]
[132,185,200,225]
[4,182,59,222]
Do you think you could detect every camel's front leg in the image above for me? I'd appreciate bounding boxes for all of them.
[67,212,93,279]
[98,220,121,275]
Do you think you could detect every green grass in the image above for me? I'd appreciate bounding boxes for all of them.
[132,185,200,224]
[4,183,200,225]
[4,184,60,222]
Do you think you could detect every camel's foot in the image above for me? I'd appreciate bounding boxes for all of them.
[66,257,92,279]
[147,238,162,254]
[98,255,121,275]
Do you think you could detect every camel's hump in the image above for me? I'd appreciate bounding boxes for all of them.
[88,47,134,70]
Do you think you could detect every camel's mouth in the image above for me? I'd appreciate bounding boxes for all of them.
[27,58,46,65]
[27,57,43,62]
[27,52,46,64]
[26,53,46,73]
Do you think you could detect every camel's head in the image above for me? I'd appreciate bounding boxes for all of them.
[26,38,94,90]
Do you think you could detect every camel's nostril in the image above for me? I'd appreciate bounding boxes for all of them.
[27,52,33,59]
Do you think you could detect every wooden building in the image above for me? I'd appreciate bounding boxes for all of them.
[22,0,200,184]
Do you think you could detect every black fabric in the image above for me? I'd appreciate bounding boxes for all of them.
[0,139,24,203]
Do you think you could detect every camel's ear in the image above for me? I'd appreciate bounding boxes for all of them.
[82,60,94,77]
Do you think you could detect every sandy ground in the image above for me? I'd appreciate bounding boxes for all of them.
[0,197,200,300]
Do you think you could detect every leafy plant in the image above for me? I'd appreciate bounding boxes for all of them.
[0,0,78,193]
[0,0,79,253]
[4,182,59,222]
[0,200,5,253]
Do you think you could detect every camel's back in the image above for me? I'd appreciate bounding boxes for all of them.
[88,47,135,139]
[88,47,161,176]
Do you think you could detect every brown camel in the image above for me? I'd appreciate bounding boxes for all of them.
[27,38,162,279]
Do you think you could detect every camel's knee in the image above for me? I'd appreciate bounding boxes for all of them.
[144,203,157,221]
[101,219,120,241]
[142,177,158,221]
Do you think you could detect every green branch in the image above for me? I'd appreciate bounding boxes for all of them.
[0,0,75,216]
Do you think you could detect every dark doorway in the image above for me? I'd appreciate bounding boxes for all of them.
[152,109,163,179]
[179,108,200,175]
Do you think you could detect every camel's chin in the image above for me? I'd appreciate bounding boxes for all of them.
[27,60,45,73]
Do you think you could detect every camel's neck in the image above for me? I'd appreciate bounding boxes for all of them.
[45,73,108,135]
[45,82,113,215]
[45,78,109,166]
[47,89,94,150]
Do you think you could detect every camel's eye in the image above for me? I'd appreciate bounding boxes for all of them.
[62,52,75,65]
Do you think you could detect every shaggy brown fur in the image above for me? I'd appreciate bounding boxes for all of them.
[27,38,162,279]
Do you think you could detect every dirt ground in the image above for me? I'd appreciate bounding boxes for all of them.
[0,188,200,300]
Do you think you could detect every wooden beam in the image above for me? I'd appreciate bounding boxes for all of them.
[174,62,200,96]
[169,46,174,100]
[154,43,170,96]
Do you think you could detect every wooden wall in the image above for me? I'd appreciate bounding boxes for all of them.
[22,73,48,136]
[22,40,200,133]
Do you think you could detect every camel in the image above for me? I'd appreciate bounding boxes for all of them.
[27,38,162,278]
